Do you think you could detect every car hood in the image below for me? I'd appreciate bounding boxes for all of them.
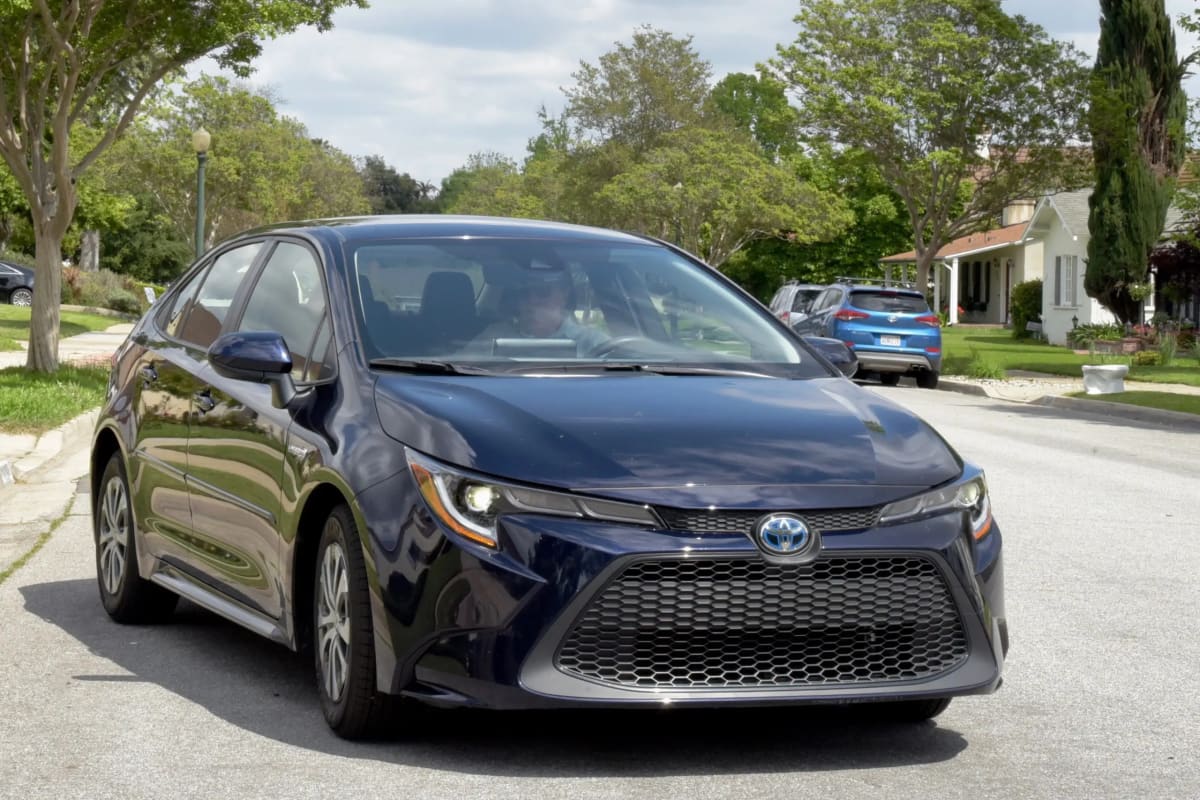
[374,374,961,508]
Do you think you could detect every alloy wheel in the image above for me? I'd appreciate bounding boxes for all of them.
[11,288,32,307]
[97,475,129,595]
[316,539,351,703]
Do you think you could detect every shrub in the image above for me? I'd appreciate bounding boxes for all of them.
[1133,350,1162,366]
[1067,323,1122,348]
[1158,333,1178,365]
[76,269,128,309]
[1010,279,1043,340]
[105,290,142,315]
[1176,328,1195,351]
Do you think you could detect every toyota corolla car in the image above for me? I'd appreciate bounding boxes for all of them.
[90,216,1005,739]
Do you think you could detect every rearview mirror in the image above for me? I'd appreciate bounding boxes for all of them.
[803,335,858,379]
[208,331,298,408]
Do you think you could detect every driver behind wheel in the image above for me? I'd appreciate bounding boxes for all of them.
[466,268,609,356]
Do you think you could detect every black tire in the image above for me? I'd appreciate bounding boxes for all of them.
[916,370,940,390]
[878,373,901,386]
[10,287,32,307]
[94,453,178,623]
[313,504,398,738]
[872,697,952,722]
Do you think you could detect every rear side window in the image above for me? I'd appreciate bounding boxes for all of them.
[160,264,209,339]
[176,243,263,348]
[792,289,820,312]
[850,291,929,314]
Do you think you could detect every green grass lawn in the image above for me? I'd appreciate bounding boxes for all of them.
[1066,390,1200,416]
[942,327,1200,388]
[0,305,123,351]
[0,365,110,433]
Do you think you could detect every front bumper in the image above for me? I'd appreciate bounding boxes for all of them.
[357,481,1005,710]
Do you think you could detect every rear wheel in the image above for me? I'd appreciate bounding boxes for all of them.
[915,370,940,390]
[9,287,32,307]
[314,504,399,738]
[94,454,178,623]
[878,373,901,386]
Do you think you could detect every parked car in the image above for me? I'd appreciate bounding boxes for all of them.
[0,260,34,306]
[793,279,943,389]
[91,216,1004,738]
[768,280,824,328]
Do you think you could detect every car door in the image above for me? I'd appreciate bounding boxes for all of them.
[185,239,333,620]
[136,242,266,593]
[126,261,212,564]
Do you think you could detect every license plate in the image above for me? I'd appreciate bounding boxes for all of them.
[880,335,902,347]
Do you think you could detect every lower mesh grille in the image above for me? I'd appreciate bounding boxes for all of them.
[556,556,968,689]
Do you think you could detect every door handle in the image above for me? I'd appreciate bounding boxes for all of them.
[194,390,216,414]
[139,364,158,384]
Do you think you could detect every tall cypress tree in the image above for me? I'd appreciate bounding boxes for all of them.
[1087,0,1188,324]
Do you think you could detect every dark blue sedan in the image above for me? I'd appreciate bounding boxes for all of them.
[90,216,1005,738]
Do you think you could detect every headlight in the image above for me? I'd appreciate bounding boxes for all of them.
[406,449,662,548]
[878,473,993,539]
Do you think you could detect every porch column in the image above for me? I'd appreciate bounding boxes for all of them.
[949,258,960,325]
[933,263,941,317]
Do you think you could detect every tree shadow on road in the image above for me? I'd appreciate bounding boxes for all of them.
[21,578,969,777]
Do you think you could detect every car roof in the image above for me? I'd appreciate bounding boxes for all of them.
[227,214,656,248]
[846,285,924,297]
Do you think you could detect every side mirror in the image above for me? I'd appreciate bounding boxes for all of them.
[804,335,859,379]
[208,331,298,408]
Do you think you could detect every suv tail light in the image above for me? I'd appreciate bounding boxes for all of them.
[915,314,941,327]
[833,309,869,322]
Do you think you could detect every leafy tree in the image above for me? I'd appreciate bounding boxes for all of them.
[0,165,27,253]
[563,26,711,156]
[360,155,437,214]
[1086,0,1188,324]
[596,127,851,268]
[707,72,800,158]
[724,146,912,298]
[439,152,527,217]
[774,0,1092,293]
[103,76,368,253]
[0,0,366,372]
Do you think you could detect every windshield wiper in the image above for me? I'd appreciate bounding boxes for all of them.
[504,362,776,378]
[369,358,491,375]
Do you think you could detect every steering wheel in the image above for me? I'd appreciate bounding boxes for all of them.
[586,335,658,358]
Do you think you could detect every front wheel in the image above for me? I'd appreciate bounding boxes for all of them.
[314,504,398,738]
[915,370,940,390]
[94,454,178,623]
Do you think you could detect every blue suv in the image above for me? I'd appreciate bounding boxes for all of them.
[794,279,942,389]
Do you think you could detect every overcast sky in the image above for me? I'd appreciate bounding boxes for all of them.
[194,0,1200,185]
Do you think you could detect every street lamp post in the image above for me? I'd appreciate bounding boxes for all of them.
[192,127,211,259]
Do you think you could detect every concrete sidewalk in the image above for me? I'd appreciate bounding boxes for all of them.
[0,321,133,370]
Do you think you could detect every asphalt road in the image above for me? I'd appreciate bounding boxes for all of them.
[0,386,1197,800]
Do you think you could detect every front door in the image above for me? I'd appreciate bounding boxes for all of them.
[185,240,332,620]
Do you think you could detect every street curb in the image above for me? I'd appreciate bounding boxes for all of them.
[0,408,98,486]
[936,378,990,397]
[1032,395,1200,431]
[60,304,138,320]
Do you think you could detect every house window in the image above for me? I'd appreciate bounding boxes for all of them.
[1054,255,1078,307]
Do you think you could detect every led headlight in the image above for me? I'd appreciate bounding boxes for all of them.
[878,473,992,539]
[407,449,662,548]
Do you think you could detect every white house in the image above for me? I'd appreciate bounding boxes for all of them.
[881,189,1172,345]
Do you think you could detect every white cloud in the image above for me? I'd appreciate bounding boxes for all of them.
[189,0,1200,185]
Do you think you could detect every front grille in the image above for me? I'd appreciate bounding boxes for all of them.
[656,506,881,535]
[556,556,967,689]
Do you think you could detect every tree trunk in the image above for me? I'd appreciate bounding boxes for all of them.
[915,249,938,295]
[80,230,100,271]
[25,227,63,374]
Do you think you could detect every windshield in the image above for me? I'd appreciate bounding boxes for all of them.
[348,238,826,377]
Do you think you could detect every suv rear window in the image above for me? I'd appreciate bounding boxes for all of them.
[849,290,929,314]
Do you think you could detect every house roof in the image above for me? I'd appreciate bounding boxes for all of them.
[880,223,1030,264]
[1036,188,1186,237]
